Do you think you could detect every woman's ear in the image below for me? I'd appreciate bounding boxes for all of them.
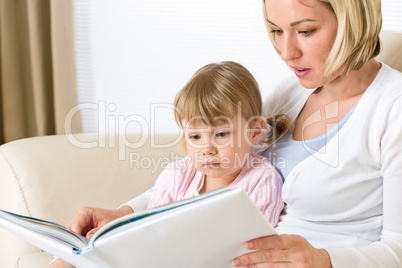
[249,116,266,144]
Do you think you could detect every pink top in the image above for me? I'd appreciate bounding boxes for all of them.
[146,153,284,226]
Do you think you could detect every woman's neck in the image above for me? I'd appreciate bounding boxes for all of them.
[318,59,381,101]
[292,59,381,141]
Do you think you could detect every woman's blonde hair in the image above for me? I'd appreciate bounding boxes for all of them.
[174,61,290,147]
[261,0,382,75]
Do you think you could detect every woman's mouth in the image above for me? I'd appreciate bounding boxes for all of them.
[292,66,312,78]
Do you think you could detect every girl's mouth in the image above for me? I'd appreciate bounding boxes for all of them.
[204,162,220,168]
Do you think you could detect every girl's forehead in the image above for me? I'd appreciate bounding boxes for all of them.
[182,116,243,129]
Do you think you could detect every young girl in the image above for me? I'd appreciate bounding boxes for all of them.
[145,61,285,225]
[48,61,288,267]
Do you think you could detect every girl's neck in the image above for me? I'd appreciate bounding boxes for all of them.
[199,173,239,194]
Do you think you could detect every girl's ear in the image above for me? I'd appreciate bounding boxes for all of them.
[249,116,266,144]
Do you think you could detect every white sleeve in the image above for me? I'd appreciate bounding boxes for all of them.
[120,187,154,213]
[327,96,402,268]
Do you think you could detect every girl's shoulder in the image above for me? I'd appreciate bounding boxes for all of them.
[231,153,282,191]
[243,153,280,179]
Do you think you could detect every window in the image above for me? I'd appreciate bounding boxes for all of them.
[74,0,402,134]
[382,0,402,32]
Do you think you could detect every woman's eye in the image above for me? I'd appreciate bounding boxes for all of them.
[298,30,315,36]
[216,131,229,138]
[270,29,283,35]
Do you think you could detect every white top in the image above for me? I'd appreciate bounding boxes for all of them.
[257,64,402,268]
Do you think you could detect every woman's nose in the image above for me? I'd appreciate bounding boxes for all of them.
[280,34,302,62]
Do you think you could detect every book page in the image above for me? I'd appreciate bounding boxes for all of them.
[0,209,88,250]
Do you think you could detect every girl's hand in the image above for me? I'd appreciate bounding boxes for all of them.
[68,205,133,239]
[46,258,76,268]
[232,234,332,268]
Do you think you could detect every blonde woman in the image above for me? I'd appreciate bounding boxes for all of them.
[233,0,402,267]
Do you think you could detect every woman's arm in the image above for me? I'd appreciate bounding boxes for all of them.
[326,96,402,267]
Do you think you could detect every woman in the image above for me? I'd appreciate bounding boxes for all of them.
[232,0,402,267]
[50,0,402,267]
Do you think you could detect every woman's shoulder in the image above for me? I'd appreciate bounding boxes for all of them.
[379,63,402,85]
[368,63,402,102]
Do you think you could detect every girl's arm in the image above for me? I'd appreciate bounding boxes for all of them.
[121,187,154,212]
[47,258,76,268]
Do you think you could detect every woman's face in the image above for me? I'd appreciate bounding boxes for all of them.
[265,0,338,89]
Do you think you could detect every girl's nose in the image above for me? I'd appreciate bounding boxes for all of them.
[203,141,218,156]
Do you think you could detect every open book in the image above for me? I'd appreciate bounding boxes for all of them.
[0,188,276,268]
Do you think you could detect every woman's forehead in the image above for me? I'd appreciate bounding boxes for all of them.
[265,0,332,25]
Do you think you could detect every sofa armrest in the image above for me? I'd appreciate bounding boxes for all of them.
[0,133,183,268]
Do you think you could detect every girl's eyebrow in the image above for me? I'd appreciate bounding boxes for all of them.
[267,18,316,27]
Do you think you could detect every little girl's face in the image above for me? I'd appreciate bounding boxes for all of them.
[182,115,264,184]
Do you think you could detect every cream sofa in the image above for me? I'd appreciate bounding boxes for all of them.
[0,31,401,268]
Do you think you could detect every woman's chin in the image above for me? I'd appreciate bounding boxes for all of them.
[297,78,321,89]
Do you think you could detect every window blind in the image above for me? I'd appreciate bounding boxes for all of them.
[382,0,402,32]
[73,0,402,134]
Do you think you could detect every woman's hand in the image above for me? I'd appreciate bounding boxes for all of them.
[68,205,134,239]
[232,234,332,268]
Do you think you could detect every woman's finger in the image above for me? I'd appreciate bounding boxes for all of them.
[247,234,307,250]
[232,249,291,267]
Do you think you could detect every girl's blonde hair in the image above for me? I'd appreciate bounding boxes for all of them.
[174,61,290,146]
[261,0,382,76]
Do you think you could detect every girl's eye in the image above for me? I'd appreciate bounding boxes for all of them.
[298,30,315,36]
[215,131,229,138]
[189,134,201,140]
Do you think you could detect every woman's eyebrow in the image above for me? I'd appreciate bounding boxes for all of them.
[266,19,277,26]
[267,18,316,27]
[290,19,316,26]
